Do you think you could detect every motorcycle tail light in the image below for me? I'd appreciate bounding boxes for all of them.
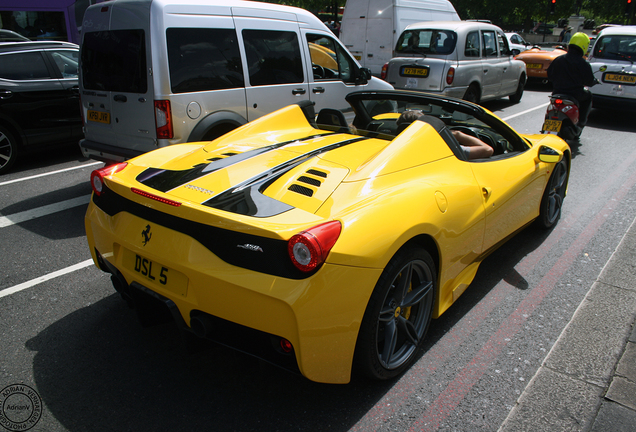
[288,221,341,272]
[91,163,128,196]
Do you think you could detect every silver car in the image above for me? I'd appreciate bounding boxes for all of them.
[588,25,636,111]
[382,21,527,104]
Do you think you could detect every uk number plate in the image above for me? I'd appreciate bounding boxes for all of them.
[400,66,429,77]
[526,63,542,69]
[603,73,636,85]
[542,119,562,133]
[124,249,188,296]
[87,110,110,124]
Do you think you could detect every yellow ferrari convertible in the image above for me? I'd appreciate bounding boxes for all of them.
[85,91,570,384]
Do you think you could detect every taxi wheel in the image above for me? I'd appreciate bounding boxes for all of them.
[0,126,18,175]
[509,78,524,103]
[463,84,481,104]
[355,246,436,380]
[537,159,569,229]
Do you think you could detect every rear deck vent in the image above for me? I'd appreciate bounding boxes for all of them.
[297,176,321,187]
[306,169,327,178]
[288,184,314,197]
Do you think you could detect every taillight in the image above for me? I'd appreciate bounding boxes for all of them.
[155,100,173,139]
[288,221,342,272]
[446,67,455,85]
[90,163,127,196]
[381,63,389,80]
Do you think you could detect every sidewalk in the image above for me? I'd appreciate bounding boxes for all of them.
[499,218,636,432]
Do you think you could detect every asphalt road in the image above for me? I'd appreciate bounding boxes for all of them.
[1,83,636,432]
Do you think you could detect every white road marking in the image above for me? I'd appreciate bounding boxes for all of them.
[0,162,102,186]
[501,102,549,121]
[0,194,91,228]
[0,259,95,299]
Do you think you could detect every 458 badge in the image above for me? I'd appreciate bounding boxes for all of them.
[135,255,168,285]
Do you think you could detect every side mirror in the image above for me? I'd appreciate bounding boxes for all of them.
[537,145,563,164]
[356,67,372,84]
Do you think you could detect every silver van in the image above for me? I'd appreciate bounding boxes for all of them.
[381,21,526,104]
[78,0,392,162]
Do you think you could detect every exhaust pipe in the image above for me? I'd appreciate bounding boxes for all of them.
[542,79,549,85]
[190,314,215,338]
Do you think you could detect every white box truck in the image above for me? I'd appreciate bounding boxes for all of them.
[339,0,460,75]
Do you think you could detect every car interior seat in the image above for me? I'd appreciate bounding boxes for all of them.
[316,108,349,133]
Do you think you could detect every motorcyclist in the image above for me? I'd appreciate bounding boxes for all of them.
[547,32,597,127]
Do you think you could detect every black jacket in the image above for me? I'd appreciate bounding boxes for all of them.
[547,47,596,101]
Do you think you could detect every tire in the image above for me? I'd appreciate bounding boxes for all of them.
[355,246,436,380]
[0,126,18,175]
[509,78,524,103]
[463,84,480,104]
[537,159,569,229]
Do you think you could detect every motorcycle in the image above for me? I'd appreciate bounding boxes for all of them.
[541,75,601,141]
[541,94,584,140]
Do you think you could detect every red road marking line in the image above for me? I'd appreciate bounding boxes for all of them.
[409,166,636,431]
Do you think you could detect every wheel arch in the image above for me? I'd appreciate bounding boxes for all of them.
[187,110,247,142]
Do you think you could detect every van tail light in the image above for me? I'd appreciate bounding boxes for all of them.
[288,221,342,272]
[446,67,455,85]
[155,100,173,139]
[91,163,127,196]
[381,63,389,80]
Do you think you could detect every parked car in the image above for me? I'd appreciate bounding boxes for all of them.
[85,90,570,384]
[382,21,527,104]
[588,25,636,110]
[78,0,392,164]
[514,45,567,82]
[0,41,82,174]
[506,32,531,55]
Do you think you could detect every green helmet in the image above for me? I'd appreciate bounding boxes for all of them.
[569,32,590,53]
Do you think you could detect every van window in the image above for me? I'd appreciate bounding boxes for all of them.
[395,30,457,55]
[465,31,480,57]
[166,28,244,93]
[306,34,354,82]
[81,30,147,93]
[0,52,50,80]
[242,30,304,86]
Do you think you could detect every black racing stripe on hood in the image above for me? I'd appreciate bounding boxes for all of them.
[136,133,336,193]
[91,186,316,280]
[202,137,367,217]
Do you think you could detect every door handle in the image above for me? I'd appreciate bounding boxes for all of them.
[0,90,12,100]
[482,187,492,198]
[312,87,325,94]
[113,94,127,102]
[292,88,306,95]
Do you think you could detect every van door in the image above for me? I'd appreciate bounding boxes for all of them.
[234,11,309,121]
[303,32,375,113]
[480,29,503,99]
[362,0,393,75]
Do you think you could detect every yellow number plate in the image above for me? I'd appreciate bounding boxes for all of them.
[542,119,562,132]
[526,63,542,69]
[124,249,188,297]
[401,67,429,77]
[354,55,362,60]
[604,73,636,84]
[87,110,111,124]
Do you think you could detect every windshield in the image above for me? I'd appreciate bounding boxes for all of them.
[395,30,457,55]
[592,34,636,61]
